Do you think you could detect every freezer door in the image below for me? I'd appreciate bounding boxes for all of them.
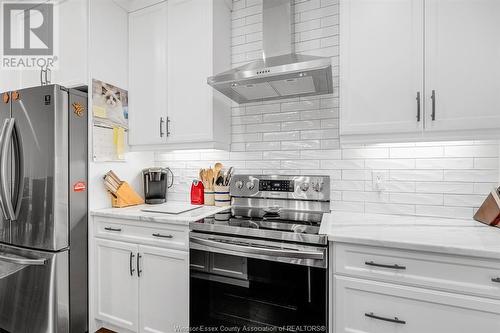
[0,92,11,244]
[9,85,69,251]
[0,244,69,333]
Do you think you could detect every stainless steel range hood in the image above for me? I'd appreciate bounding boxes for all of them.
[208,0,333,104]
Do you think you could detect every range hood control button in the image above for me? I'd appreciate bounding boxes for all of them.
[236,180,244,189]
[246,182,255,190]
[300,182,310,192]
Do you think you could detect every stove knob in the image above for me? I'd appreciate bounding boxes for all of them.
[300,182,310,191]
[235,180,244,189]
[313,182,324,192]
[246,181,255,190]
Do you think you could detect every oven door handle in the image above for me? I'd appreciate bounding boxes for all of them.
[190,236,325,260]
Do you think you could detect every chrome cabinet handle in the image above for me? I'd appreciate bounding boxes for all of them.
[492,277,500,283]
[104,227,122,232]
[365,312,406,325]
[431,90,436,121]
[365,261,406,270]
[416,91,421,122]
[152,233,173,239]
[166,117,171,137]
[137,253,142,277]
[129,252,135,276]
[160,117,165,137]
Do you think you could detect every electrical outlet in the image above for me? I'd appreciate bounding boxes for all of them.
[372,171,386,191]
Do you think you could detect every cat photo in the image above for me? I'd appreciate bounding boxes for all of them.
[92,79,128,127]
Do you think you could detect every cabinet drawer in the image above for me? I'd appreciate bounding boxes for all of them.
[334,276,500,333]
[334,243,500,299]
[94,218,188,250]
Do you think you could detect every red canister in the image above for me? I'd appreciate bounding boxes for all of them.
[190,180,204,205]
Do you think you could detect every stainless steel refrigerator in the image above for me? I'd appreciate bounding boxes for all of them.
[0,85,88,333]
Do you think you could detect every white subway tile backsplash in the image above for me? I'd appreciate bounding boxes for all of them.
[342,148,389,159]
[415,205,473,219]
[152,0,499,220]
[246,142,280,151]
[389,147,444,159]
[390,170,443,182]
[263,112,300,122]
[416,158,474,169]
[281,140,321,150]
[246,123,281,133]
[263,131,300,141]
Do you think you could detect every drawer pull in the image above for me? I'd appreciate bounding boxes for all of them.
[104,227,122,232]
[365,261,406,270]
[365,312,406,325]
[152,233,173,239]
[492,277,500,283]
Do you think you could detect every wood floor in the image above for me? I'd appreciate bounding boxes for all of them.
[96,329,116,333]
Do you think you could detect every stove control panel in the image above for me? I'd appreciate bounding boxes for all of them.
[259,179,294,192]
[230,175,330,201]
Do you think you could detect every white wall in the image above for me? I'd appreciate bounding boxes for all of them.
[154,0,499,219]
[88,0,154,209]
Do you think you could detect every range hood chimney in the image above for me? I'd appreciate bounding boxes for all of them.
[208,0,333,104]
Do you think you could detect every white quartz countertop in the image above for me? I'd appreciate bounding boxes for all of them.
[320,212,500,260]
[91,202,231,225]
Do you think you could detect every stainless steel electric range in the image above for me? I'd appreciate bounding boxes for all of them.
[190,175,330,332]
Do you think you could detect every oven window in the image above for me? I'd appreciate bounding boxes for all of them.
[190,250,328,332]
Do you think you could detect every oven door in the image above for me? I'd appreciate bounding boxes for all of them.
[190,232,328,332]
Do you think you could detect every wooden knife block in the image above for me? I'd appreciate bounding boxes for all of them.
[474,188,500,227]
[110,182,144,208]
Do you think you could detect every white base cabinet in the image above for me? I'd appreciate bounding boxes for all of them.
[335,276,500,333]
[95,239,139,331]
[331,243,500,333]
[91,217,189,333]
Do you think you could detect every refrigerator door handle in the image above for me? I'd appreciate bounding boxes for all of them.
[1,118,16,220]
[0,119,11,220]
[11,120,24,220]
[0,252,46,266]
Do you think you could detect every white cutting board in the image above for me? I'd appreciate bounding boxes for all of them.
[141,202,202,215]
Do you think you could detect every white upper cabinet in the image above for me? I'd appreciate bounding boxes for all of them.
[16,0,88,89]
[128,0,231,150]
[340,0,424,136]
[128,1,168,146]
[166,0,231,146]
[52,0,88,87]
[340,0,500,141]
[424,0,500,131]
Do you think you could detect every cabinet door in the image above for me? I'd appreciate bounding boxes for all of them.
[138,245,189,333]
[128,2,168,145]
[340,0,423,136]
[95,239,139,331]
[167,0,213,143]
[0,72,20,92]
[425,0,500,131]
[52,0,88,87]
[334,276,500,333]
